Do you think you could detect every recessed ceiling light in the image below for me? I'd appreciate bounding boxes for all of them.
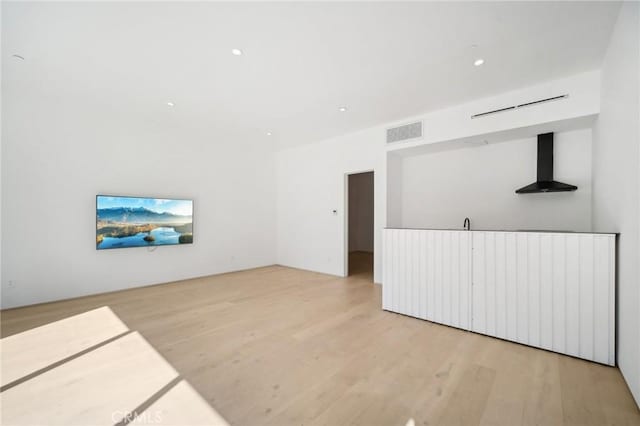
[338,106,348,112]
[474,58,485,67]
[266,132,272,136]
[231,48,243,56]
[12,54,25,60]
[166,101,175,107]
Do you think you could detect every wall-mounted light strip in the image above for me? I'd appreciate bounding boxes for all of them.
[471,94,569,119]
[470,106,516,119]
[515,94,568,108]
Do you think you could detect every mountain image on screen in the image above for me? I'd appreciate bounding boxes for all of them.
[96,196,193,250]
[97,207,190,224]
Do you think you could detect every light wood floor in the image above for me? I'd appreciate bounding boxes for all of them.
[2,253,639,426]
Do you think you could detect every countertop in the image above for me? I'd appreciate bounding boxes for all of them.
[384,227,618,235]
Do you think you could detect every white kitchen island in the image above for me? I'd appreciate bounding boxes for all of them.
[382,228,617,365]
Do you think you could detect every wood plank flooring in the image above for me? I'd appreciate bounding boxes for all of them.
[2,253,639,426]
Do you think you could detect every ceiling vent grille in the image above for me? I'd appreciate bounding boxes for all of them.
[471,94,568,119]
[386,121,423,144]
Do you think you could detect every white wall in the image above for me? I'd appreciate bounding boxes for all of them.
[276,71,600,285]
[276,127,387,282]
[386,70,600,153]
[1,89,276,309]
[386,153,403,228]
[592,2,640,406]
[397,129,593,232]
[348,172,374,252]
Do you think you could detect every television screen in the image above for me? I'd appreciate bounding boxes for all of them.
[96,195,193,250]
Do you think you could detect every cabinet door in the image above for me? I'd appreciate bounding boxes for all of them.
[424,231,472,330]
[472,232,615,365]
[383,229,425,319]
[383,229,472,328]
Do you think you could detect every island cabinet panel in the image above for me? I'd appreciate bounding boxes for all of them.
[382,229,472,330]
[471,232,616,365]
[382,229,616,366]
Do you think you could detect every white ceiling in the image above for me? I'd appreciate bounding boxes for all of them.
[2,1,621,150]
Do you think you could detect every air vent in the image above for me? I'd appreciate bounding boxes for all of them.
[471,94,568,119]
[386,121,423,144]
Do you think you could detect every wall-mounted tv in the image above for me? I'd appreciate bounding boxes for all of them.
[96,195,193,250]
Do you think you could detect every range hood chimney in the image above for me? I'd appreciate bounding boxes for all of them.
[515,132,577,194]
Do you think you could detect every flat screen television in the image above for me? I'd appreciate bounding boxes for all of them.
[96,195,193,250]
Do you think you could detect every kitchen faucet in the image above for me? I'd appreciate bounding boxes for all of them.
[463,217,471,231]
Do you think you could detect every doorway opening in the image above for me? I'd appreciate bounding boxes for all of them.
[345,171,374,280]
